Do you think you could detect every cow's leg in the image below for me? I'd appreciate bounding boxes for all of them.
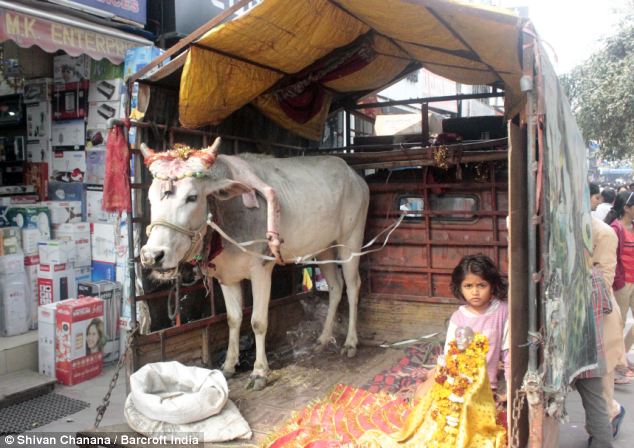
[220,282,243,378]
[248,262,274,390]
[338,242,362,358]
[315,249,344,352]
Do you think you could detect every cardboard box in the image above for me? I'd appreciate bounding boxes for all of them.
[55,297,104,385]
[0,195,38,206]
[38,240,76,266]
[0,254,31,336]
[91,261,115,282]
[38,300,72,377]
[52,150,86,183]
[90,60,123,81]
[74,266,91,287]
[87,100,121,130]
[48,181,85,202]
[0,185,36,196]
[91,222,116,263]
[25,254,39,328]
[85,147,106,185]
[54,222,91,268]
[78,281,121,362]
[54,54,91,84]
[88,79,124,102]
[25,163,49,201]
[0,227,21,256]
[24,78,53,104]
[0,205,51,254]
[86,186,119,223]
[37,262,75,305]
[86,128,108,147]
[26,101,52,140]
[124,46,167,80]
[26,140,53,168]
[51,120,85,148]
[53,81,89,120]
[43,200,83,225]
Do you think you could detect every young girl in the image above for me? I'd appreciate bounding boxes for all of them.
[445,254,509,392]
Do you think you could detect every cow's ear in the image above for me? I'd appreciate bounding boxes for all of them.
[206,179,253,200]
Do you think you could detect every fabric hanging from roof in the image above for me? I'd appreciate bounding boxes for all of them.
[176,0,526,140]
[0,4,150,64]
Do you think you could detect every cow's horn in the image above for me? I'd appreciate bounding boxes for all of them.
[202,137,221,157]
[139,143,156,159]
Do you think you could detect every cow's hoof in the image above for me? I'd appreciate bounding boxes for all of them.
[248,375,267,391]
[341,345,357,358]
[221,368,235,379]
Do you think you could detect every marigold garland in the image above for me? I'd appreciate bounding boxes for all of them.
[426,333,490,448]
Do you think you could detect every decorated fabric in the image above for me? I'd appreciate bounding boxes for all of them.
[358,334,506,448]
[102,123,131,213]
[262,384,411,448]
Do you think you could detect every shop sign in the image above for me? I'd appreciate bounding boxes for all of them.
[55,0,147,26]
[0,9,139,63]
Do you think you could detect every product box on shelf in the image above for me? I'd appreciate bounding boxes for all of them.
[53,222,91,268]
[86,128,109,147]
[0,196,38,206]
[48,181,85,202]
[90,60,123,81]
[38,300,68,377]
[25,162,49,201]
[87,101,121,130]
[85,147,106,185]
[0,227,21,256]
[91,222,116,263]
[52,150,86,183]
[37,262,75,305]
[78,281,121,362]
[53,54,91,84]
[0,185,36,196]
[26,101,52,140]
[24,78,53,104]
[38,240,76,266]
[74,266,91,286]
[0,205,51,254]
[25,254,39,328]
[124,46,167,79]
[86,186,119,223]
[51,120,85,148]
[43,200,83,225]
[53,81,89,120]
[55,296,104,385]
[26,140,52,168]
[0,253,31,336]
[91,261,115,282]
[88,78,124,102]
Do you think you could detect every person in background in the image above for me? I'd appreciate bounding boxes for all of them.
[593,188,616,222]
[576,268,617,447]
[604,192,634,385]
[592,216,628,438]
[590,182,602,212]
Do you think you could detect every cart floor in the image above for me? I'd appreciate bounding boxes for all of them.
[77,344,410,447]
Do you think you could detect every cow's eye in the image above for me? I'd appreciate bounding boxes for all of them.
[185,195,198,203]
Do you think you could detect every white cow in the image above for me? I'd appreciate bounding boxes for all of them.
[139,138,369,390]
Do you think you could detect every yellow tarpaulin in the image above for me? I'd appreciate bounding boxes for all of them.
[178,0,525,140]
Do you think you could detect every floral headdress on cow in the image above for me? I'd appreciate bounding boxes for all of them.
[140,138,221,181]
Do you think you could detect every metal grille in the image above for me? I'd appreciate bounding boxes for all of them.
[0,393,89,434]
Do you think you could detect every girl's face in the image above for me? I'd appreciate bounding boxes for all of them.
[87,324,100,352]
[460,272,493,313]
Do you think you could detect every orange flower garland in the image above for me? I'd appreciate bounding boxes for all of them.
[427,334,490,448]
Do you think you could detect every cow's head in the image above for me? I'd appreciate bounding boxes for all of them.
[139,138,251,279]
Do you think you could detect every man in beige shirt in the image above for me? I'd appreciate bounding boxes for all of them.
[591,216,627,435]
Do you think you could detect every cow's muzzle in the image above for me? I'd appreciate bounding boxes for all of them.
[144,220,208,266]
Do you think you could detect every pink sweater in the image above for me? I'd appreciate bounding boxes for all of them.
[444,299,510,389]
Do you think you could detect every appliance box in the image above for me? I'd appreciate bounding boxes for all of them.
[86,186,119,223]
[55,297,104,386]
[43,200,83,225]
[53,222,91,268]
[91,222,116,263]
[26,101,52,141]
[51,120,85,148]
[53,54,91,84]
[91,261,115,282]
[52,150,86,183]
[77,281,122,362]
[24,78,53,104]
[0,95,24,127]
[53,81,89,120]
[1,205,51,254]
[26,140,52,168]
[0,135,25,161]
[0,253,30,336]
[38,300,71,378]
[85,147,106,185]
[90,60,124,81]
[37,262,76,306]
[25,162,50,201]
[0,227,21,256]
[74,266,91,286]
[87,100,121,130]
[25,254,39,329]
[38,240,76,266]
[124,46,168,80]
[88,78,124,102]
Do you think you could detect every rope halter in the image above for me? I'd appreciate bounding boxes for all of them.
[145,220,208,264]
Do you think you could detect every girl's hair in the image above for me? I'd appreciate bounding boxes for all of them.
[604,191,634,225]
[86,318,107,352]
[450,254,507,301]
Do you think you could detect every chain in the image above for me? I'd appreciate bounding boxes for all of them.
[510,388,527,448]
[94,323,139,428]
